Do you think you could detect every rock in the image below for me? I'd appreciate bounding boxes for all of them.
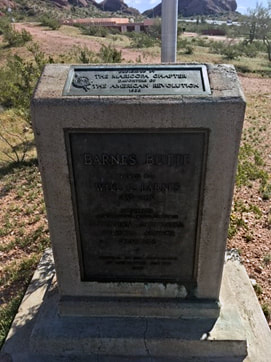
[143,0,237,17]
[69,0,92,7]
[53,0,69,8]
[97,0,139,15]
[254,266,263,274]
[250,278,257,286]
[0,0,16,10]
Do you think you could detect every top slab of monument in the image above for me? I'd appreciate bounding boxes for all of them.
[63,65,211,96]
[33,63,245,101]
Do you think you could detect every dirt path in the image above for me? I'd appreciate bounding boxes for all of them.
[14,23,161,63]
[239,75,271,95]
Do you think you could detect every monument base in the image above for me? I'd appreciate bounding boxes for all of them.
[2,249,271,362]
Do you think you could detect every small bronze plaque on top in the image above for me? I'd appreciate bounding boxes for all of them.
[63,65,211,96]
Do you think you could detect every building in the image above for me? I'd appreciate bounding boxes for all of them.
[62,18,155,33]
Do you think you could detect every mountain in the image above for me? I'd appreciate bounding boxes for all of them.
[0,0,236,17]
[143,0,237,17]
[0,0,139,15]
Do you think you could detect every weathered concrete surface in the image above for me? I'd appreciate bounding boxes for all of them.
[219,258,271,362]
[2,250,271,361]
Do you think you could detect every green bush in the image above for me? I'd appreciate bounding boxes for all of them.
[177,38,189,50]
[98,44,122,63]
[76,46,98,64]
[146,19,161,40]
[80,25,109,37]
[184,45,194,54]
[129,32,158,48]
[0,17,10,35]
[209,40,225,54]
[75,44,122,64]
[237,42,258,58]
[222,45,241,60]
[39,15,61,30]
[0,44,54,122]
[209,40,241,59]
[261,183,271,200]
[209,39,263,59]
[177,38,194,54]
[2,24,32,47]
[191,37,209,47]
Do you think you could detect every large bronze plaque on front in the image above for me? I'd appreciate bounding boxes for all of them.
[66,131,208,284]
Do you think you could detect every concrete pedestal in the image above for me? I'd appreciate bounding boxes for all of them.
[2,249,271,361]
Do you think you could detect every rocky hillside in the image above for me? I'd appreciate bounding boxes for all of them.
[144,0,237,17]
[52,0,96,8]
[97,0,139,15]
[0,0,16,9]
[0,0,139,16]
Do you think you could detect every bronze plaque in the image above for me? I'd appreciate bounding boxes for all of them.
[63,65,211,96]
[66,131,208,284]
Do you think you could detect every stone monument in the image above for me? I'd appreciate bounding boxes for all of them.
[7,63,271,361]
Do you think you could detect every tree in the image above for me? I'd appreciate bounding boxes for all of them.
[244,2,271,61]
[257,2,271,61]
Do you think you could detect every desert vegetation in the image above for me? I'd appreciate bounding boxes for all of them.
[0,3,271,348]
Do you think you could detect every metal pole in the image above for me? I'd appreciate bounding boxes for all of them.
[161,0,178,63]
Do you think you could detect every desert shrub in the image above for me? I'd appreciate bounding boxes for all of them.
[233,41,259,58]
[129,32,158,48]
[98,44,122,63]
[261,183,271,200]
[108,27,121,35]
[209,40,241,59]
[81,25,109,37]
[0,44,54,122]
[252,40,266,52]
[177,38,194,54]
[238,40,266,57]
[76,46,98,64]
[2,24,32,47]
[222,45,242,59]
[235,64,251,73]
[184,45,194,54]
[0,110,32,163]
[209,39,264,59]
[209,40,225,54]
[191,37,209,47]
[236,143,269,189]
[146,19,161,40]
[0,17,10,35]
[74,44,122,64]
[177,38,188,50]
[39,15,61,30]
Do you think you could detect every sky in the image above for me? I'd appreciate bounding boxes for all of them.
[97,1,270,14]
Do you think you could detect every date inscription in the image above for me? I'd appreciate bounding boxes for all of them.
[66,131,208,284]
